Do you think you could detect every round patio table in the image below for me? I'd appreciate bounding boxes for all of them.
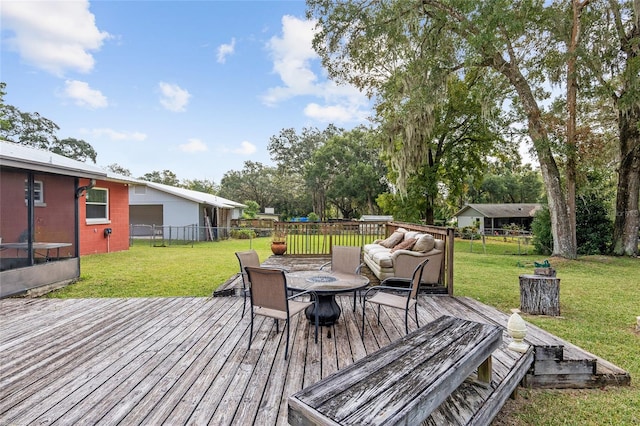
[286,270,369,326]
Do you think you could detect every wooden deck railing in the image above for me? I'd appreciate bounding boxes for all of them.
[273,221,455,294]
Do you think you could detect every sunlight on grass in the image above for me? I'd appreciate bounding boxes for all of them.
[455,238,639,425]
[48,238,274,298]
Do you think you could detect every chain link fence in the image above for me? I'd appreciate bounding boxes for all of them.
[129,224,275,247]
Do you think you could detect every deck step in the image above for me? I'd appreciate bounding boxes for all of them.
[524,345,599,389]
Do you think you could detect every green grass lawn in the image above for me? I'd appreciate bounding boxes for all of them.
[46,236,639,425]
[455,241,639,425]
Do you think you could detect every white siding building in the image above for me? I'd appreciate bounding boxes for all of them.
[453,203,542,235]
[129,181,245,241]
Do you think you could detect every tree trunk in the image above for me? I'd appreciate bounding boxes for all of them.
[612,107,640,256]
[611,2,640,257]
[425,193,435,225]
[492,54,576,258]
[566,0,589,256]
[519,274,561,316]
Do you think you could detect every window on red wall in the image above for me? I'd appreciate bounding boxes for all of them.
[86,187,109,224]
[24,180,45,206]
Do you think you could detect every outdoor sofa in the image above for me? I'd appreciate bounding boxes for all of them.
[363,228,444,284]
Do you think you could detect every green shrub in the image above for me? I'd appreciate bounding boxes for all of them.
[459,226,481,240]
[531,196,614,256]
[531,206,553,255]
[576,192,612,255]
[230,228,257,239]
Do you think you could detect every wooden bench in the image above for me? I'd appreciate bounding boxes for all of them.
[288,315,502,426]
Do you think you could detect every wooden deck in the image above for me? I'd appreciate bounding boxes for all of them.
[0,258,629,425]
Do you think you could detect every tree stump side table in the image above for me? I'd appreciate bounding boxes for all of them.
[519,274,560,316]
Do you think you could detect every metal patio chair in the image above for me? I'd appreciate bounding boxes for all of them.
[361,258,429,336]
[244,266,318,360]
[320,245,364,311]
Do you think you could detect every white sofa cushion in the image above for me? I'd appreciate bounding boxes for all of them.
[413,233,435,252]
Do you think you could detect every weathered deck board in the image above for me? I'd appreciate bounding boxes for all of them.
[0,258,629,425]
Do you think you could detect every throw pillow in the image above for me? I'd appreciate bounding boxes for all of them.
[379,231,405,248]
[413,233,435,253]
[404,231,420,241]
[391,237,417,253]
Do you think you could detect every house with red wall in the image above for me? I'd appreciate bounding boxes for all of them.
[0,140,109,298]
[77,174,133,255]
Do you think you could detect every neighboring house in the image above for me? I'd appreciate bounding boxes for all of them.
[0,140,108,298]
[453,203,543,235]
[128,181,245,241]
[77,172,136,255]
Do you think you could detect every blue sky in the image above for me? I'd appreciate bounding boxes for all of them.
[1,0,372,184]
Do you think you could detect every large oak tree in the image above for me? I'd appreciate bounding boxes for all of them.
[307,0,637,257]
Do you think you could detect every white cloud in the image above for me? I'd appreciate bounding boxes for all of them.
[179,138,208,153]
[304,103,368,123]
[1,0,110,76]
[217,38,236,64]
[233,141,257,155]
[263,15,371,123]
[263,16,319,105]
[86,128,147,141]
[158,82,191,112]
[62,80,108,109]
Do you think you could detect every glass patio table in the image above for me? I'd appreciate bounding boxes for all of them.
[286,270,369,326]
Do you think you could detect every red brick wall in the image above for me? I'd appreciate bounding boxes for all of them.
[0,170,77,257]
[79,179,130,255]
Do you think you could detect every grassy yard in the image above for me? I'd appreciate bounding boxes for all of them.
[47,237,639,425]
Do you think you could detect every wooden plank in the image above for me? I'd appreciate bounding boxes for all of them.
[125,297,246,425]
[290,316,503,425]
[75,297,235,424]
[0,298,163,384]
[276,306,313,425]
[533,359,597,376]
[169,315,267,425]
[468,346,535,425]
[535,345,564,360]
[51,298,219,425]
[232,314,307,424]
[0,298,186,421]
[341,321,502,425]
[0,287,630,426]
[0,298,123,354]
[524,373,608,389]
[20,298,207,425]
[207,316,281,425]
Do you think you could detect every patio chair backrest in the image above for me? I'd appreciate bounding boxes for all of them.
[330,246,361,275]
[245,266,288,313]
[236,250,260,287]
[409,258,430,301]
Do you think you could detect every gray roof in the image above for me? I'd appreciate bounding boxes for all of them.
[138,181,246,209]
[0,140,107,179]
[454,203,543,218]
[0,141,245,209]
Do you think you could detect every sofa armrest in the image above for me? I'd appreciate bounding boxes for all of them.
[392,249,443,281]
[389,249,431,261]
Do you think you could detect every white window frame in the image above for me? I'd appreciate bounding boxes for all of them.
[86,187,111,224]
[24,180,46,206]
